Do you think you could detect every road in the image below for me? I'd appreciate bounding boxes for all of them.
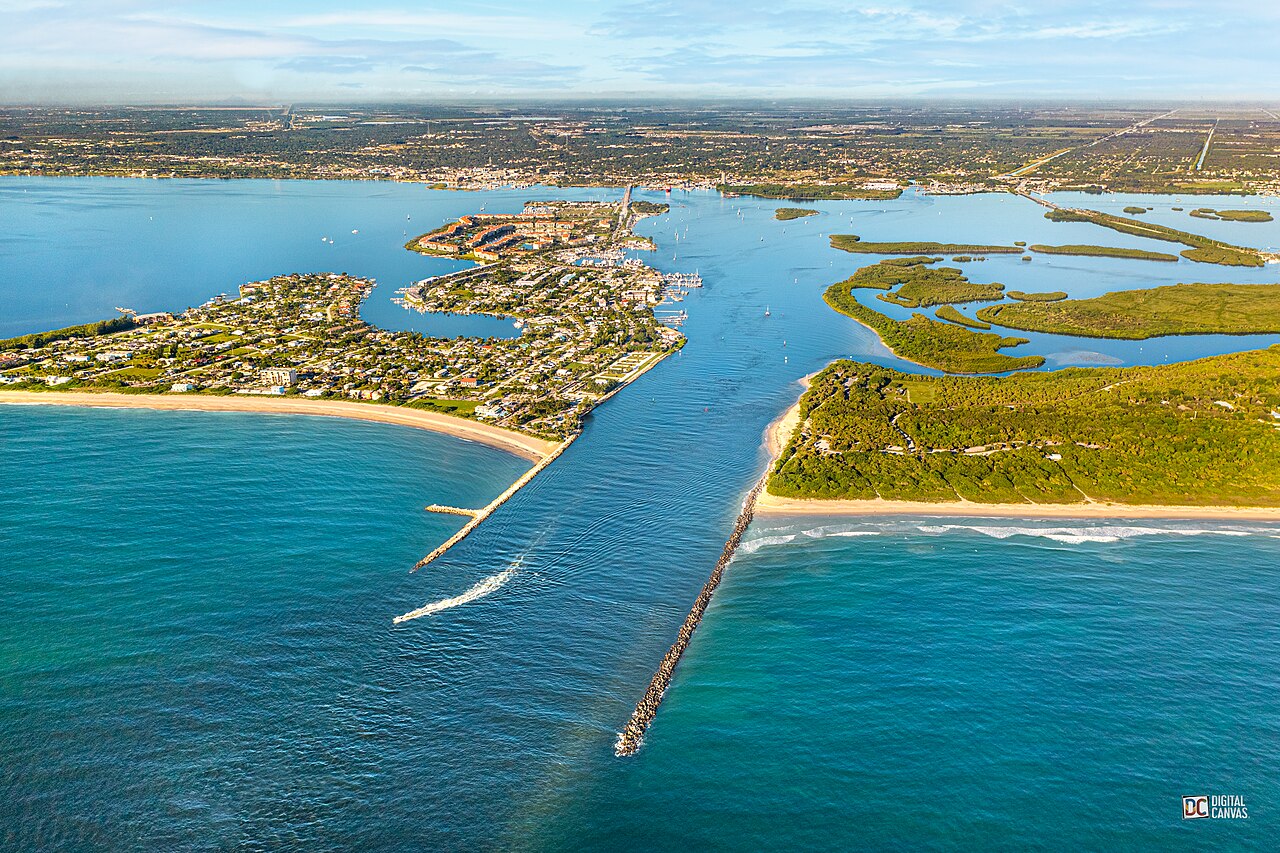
[998,108,1179,179]
[1194,120,1218,171]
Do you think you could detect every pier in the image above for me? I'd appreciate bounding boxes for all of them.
[615,473,767,756]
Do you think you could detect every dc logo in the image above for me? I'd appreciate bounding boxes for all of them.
[1183,795,1209,820]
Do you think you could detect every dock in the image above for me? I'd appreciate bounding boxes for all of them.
[614,472,768,756]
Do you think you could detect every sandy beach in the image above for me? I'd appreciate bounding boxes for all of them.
[0,390,558,462]
[755,379,1280,522]
[754,492,1280,521]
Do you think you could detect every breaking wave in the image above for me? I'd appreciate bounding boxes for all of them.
[915,524,1260,545]
[741,520,1274,553]
[739,526,882,554]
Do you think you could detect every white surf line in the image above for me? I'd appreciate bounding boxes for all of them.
[393,564,519,623]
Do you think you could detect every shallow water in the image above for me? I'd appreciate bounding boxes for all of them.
[3,178,1278,849]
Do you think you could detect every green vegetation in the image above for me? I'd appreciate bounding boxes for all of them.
[840,260,1004,307]
[768,349,1280,505]
[406,397,480,416]
[103,366,162,381]
[1190,208,1273,223]
[1123,206,1148,214]
[824,280,1042,374]
[1028,243,1178,261]
[831,235,1021,255]
[977,283,1280,339]
[775,207,819,220]
[935,305,991,329]
[721,183,902,200]
[881,256,942,266]
[0,316,134,352]
[629,201,670,215]
[1045,207,1264,267]
[1007,291,1067,302]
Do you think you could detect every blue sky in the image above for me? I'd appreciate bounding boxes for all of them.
[1,0,1276,103]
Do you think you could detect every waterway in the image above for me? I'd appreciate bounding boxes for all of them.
[3,178,1278,850]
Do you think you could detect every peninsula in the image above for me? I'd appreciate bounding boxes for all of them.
[0,197,688,570]
[0,198,681,442]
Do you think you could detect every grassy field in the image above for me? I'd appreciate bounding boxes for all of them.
[768,349,1280,505]
[824,280,1043,374]
[775,207,819,220]
[832,235,1021,255]
[976,282,1280,339]
[406,397,480,416]
[1045,208,1265,266]
[1028,244,1178,261]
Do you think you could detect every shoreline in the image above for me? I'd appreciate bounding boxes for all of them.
[754,377,1280,522]
[754,492,1280,521]
[0,391,558,462]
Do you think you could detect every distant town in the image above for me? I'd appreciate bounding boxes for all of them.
[6,103,1280,197]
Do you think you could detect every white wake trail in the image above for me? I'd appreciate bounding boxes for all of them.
[393,565,518,624]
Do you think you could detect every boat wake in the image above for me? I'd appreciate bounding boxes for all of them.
[393,564,519,624]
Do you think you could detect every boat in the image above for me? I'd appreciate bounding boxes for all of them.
[764,306,771,317]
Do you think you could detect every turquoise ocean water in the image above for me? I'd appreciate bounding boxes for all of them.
[2,178,1279,850]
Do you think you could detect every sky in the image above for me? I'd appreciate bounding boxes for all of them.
[1,0,1277,104]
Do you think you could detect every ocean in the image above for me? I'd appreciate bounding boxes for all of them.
[2,177,1278,850]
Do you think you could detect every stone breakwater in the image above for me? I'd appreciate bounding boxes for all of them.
[412,434,577,573]
[615,474,767,757]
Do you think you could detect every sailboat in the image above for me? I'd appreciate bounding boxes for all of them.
[764,305,771,317]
